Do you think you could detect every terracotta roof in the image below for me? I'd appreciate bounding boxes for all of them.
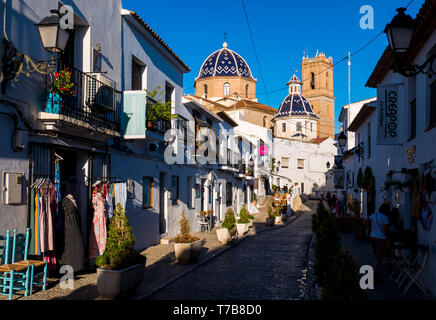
[127,11,190,72]
[366,0,436,88]
[232,99,278,114]
[308,137,329,145]
[348,104,376,132]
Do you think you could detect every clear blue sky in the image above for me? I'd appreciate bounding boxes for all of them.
[123,0,423,132]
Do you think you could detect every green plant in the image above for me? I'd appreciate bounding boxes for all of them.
[274,206,280,216]
[174,211,200,244]
[95,203,145,270]
[52,68,76,96]
[237,205,250,224]
[222,208,236,229]
[146,86,177,122]
[321,250,368,301]
[267,206,275,219]
[253,193,257,201]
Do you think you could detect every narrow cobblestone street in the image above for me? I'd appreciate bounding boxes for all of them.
[147,210,314,300]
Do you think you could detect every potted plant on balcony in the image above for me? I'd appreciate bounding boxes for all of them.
[95,203,146,298]
[46,68,76,112]
[236,206,250,236]
[216,208,236,244]
[145,87,176,130]
[266,206,275,226]
[174,211,202,264]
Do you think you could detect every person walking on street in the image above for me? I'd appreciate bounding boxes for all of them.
[365,203,391,280]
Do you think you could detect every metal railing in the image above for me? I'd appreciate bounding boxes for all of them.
[146,96,171,135]
[43,66,122,132]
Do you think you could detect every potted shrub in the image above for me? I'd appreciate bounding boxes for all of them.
[236,207,250,235]
[266,206,275,226]
[253,192,257,207]
[274,206,282,224]
[174,211,202,264]
[241,205,255,227]
[95,203,146,298]
[216,208,236,244]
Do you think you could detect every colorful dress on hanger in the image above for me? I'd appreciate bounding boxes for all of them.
[88,191,107,260]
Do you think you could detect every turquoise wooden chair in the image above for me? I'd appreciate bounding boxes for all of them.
[0,230,10,294]
[13,228,48,295]
[0,229,31,300]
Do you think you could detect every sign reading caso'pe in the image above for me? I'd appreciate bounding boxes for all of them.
[376,84,402,145]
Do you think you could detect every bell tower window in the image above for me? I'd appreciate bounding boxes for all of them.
[311,72,315,89]
[224,82,230,96]
[245,84,249,98]
[204,84,208,98]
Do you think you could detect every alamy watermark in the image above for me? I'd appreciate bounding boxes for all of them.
[359,5,374,30]
[359,265,374,290]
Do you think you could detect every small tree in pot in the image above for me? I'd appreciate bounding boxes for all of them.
[95,203,146,298]
[266,206,275,226]
[236,206,250,235]
[217,208,236,244]
[174,212,202,264]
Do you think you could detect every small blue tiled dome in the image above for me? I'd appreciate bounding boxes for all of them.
[275,74,319,119]
[276,93,319,118]
[197,42,254,80]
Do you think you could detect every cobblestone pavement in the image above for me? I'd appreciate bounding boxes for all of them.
[147,206,315,300]
[0,196,317,300]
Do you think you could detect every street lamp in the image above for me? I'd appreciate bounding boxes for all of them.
[385,7,435,77]
[1,9,70,94]
[337,131,347,152]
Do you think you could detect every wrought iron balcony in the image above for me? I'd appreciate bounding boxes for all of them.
[42,66,122,134]
[146,96,171,135]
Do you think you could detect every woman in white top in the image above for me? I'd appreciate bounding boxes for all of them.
[364,203,391,279]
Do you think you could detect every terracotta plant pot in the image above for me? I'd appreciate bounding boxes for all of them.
[174,239,202,264]
[97,263,145,298]
[236,223,249,236]
[216,228,231,244]
[254,200,257,207]
[266,217,275,226]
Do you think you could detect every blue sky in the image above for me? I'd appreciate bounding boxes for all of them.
[123,0,423,132]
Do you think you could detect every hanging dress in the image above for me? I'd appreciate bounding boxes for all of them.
[39,187,54,253]
[88,191,107,260]
[59,194,85,272]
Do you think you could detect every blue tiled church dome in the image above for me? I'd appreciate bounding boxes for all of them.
[197,42,254,80]
[275,74,319,119]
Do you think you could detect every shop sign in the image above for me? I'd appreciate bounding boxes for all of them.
[376,83,402,145]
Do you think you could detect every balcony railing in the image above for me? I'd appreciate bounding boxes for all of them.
[43,66,122,133]
[146,96,171,135]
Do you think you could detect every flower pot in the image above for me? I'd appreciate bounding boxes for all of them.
[275,215,282,224]
[96,263,145,299]
[45,92,61,113]
[253,200,257,207]
[266,217,275,226]
[216,228,231,244]
[248,219,254,228]
[174,239,202,264]
[236,223,249,236]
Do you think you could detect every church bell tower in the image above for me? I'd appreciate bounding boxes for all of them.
[301,53,335,139]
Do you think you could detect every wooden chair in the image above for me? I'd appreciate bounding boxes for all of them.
[13,228,48,295]
[0,230,31,300]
